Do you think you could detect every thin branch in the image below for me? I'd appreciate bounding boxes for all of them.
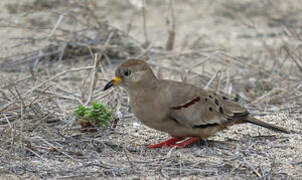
[142,0,150,47]
[166,0,176,51]
[25,66,93,96]
[85,54,101,105]
[48,13,67,40]
[283,46,302,73]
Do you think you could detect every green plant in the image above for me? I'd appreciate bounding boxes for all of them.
[74,101,112,130]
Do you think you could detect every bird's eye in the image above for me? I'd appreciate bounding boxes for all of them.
[124,69,131,76]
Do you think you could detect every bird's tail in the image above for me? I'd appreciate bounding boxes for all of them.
[245,116,289,134]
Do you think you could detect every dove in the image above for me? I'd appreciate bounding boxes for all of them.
[103,59,289,148]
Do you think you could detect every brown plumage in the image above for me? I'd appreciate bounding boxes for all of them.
[103,59,289,148]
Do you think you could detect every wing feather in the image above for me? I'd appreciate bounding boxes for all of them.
[169,90,249,128]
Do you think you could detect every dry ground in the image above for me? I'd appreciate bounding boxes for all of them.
[0,0,302,179]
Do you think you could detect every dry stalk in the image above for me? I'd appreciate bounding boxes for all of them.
[225,70,232,95]
[85,53,101,106]
[215,70,224,93]
[48,13,66,40]
[34,89,82,104]
[220,52,273,77]
[25,66,93,96]
[166,0,176,51]
[0,101,17,114]
[180,69,188,83]
[3,114,12,129]
[142,0,150,47]
[126,12,135,35]
[243,158,261,177]
[204,70,221,90]
[14,88,26,162]
[80,72,89,104]
[283,46,302,73]
[123,148,134,169]
[250,88,286,105]
[38,136,77,161]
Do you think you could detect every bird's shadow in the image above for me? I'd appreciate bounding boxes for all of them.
[193,134,288,149]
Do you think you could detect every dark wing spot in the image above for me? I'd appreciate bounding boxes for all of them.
[215,99,219,105]
[205,98,208,102]
[219,106,224,114]
[209,107,213,112]
[193,123,218,128]
[209,95,213,98]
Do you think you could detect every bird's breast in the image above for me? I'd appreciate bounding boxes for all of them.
[129,91,168,128]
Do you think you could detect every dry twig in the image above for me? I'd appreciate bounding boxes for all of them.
[166,0,176,51]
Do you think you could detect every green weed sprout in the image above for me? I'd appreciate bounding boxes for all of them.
[74,101,112,130]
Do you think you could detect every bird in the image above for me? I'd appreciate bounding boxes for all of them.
[103,59,289,148]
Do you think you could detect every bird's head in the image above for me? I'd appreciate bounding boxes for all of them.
[103,59,157,91]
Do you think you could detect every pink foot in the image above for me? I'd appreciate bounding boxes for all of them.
[168,137,201,148]
[148,137,185,149]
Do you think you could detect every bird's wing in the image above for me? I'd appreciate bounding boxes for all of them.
[168,88,249,128]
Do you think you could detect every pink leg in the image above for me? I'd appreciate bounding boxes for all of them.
[168,137,201,148]
[148,137,185,149]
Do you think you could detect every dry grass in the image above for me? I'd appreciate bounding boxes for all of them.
[0,0,302,179]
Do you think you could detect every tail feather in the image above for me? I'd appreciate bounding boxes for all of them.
[245,116,289,134]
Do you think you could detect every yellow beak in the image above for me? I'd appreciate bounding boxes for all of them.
[103,77,121,91]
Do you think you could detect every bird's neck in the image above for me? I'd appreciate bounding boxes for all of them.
[128,77,159,99]
[130,77,158,91]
